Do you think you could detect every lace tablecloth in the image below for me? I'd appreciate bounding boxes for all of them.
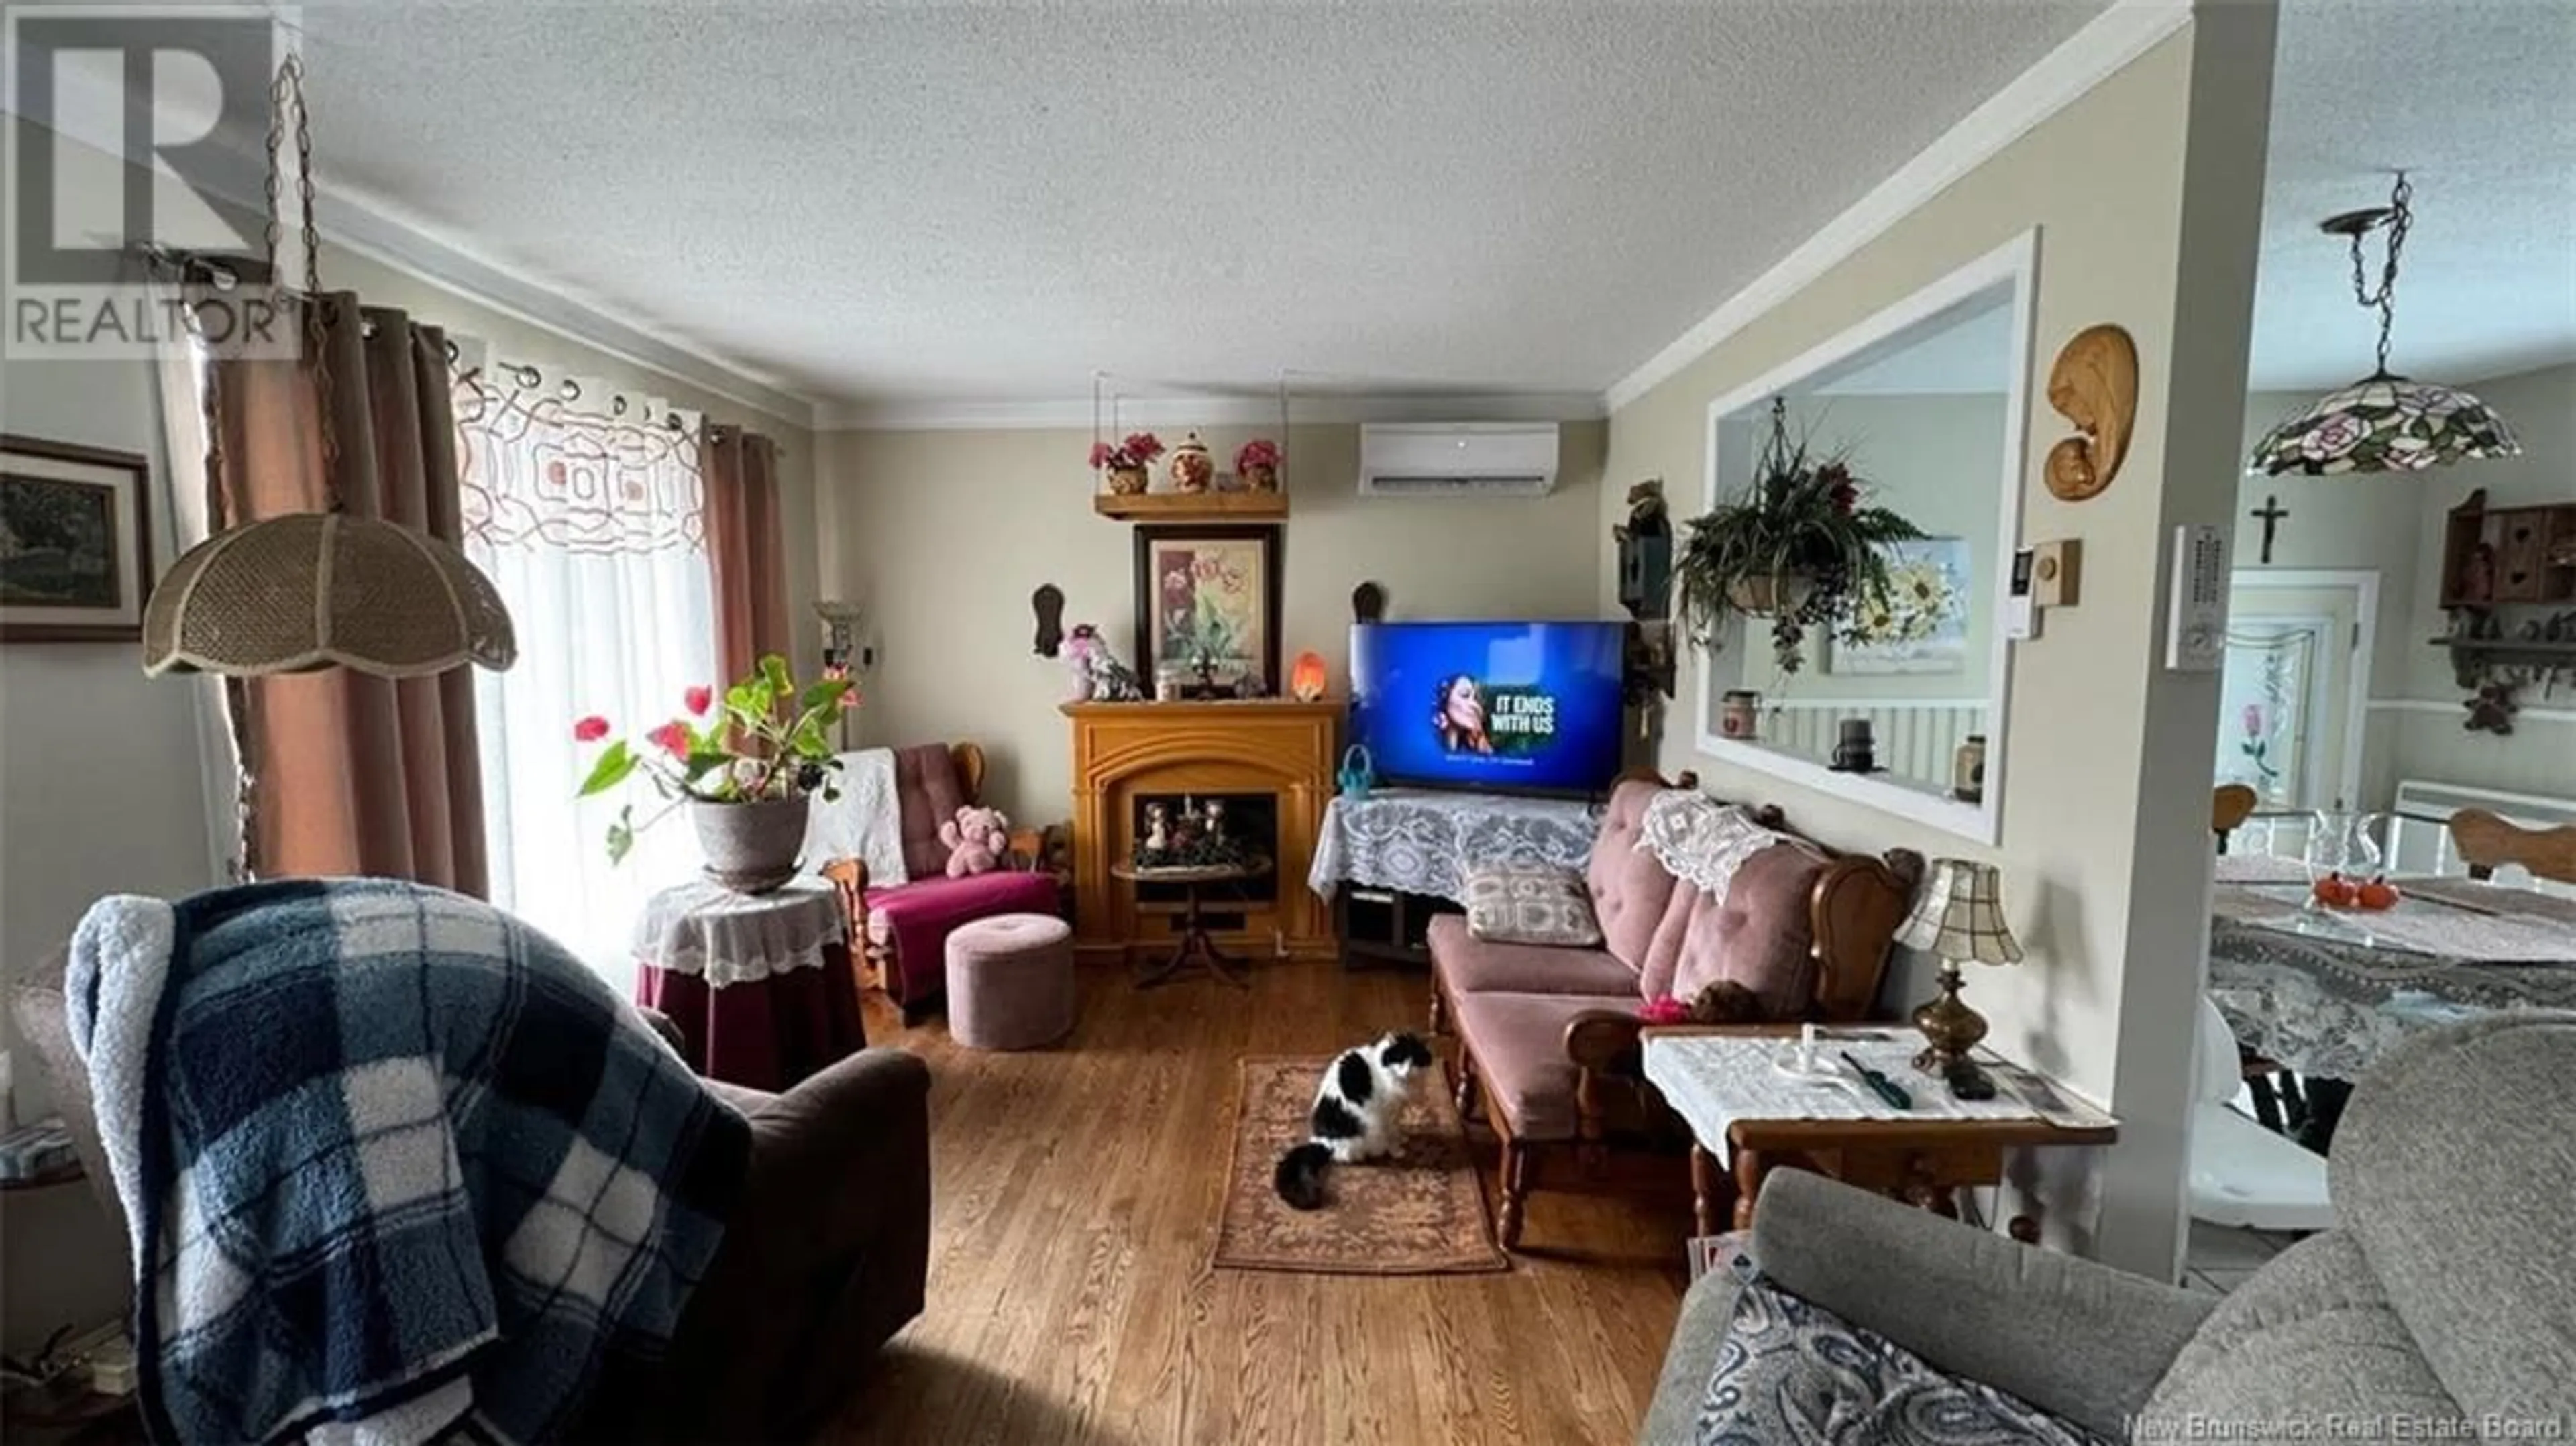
[2208,881,2576,1078]
[1307,788,1605,905]
[1641,1031,2105,1164]
[633,879,846,987]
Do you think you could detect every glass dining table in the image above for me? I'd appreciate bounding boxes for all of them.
[2206,854,2576,1080]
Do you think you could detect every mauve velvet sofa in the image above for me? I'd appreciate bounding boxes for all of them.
[1430,777,1921,1247]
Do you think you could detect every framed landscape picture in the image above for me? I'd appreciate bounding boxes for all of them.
[1,435,152,643]
[1132,523,1283,696]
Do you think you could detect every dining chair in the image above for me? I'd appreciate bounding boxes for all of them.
[2210,784,2258,855]
[2449,808,2576,885]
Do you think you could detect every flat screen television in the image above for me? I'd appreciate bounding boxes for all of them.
[1348,620,1627,795]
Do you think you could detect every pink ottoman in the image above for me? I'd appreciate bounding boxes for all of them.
[944,913,1076,1050]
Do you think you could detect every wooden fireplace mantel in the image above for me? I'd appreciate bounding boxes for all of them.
[1063,700,1342,967]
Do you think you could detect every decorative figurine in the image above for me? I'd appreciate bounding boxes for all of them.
[1144,802,1171,855]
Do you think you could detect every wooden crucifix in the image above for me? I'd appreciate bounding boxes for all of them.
[2249,494,2289,565]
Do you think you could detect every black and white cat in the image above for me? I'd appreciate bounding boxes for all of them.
[1272,1032,1437,1210]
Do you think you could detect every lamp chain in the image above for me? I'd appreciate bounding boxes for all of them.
[263,53,342,510]
[2345,170,2412,378]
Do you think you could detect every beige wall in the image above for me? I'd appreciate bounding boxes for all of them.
[1600,17,2276,1277]
[818,423,1605,821]
[2234,361,2576,805]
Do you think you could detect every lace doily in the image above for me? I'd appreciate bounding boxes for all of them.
[633,879,845,989]
[1639,789,1783,901]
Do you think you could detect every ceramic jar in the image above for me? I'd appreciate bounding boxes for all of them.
[1829,718,1876,774]
[1169,434,1214,494]
[1952,733,1986,803]
[1719,690,1761,740]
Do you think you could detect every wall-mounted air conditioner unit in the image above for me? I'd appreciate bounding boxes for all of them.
[1358,423,1560,498]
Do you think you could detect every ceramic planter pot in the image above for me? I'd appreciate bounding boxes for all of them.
[692,795,810,893]
[1242,461,1279,492]
[1106,465,1149,496]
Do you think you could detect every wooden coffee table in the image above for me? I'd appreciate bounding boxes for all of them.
[1110,856,1273,988]
[1641,1025,2118,1242]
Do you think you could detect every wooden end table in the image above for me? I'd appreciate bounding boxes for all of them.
[1109,856,1271,988]
[1642,1025,2118,1243]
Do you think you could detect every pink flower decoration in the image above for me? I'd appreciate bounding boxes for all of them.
[2240,702,2264,738]
[839,685,861,710]
[1088,441,1115,470]
[572,715,611,744]
[2302,413,2367,460]
[1122,431,1165,463]
[1235,438,1281,472]
[1638,995,1693,1025]
[684,685,713,717]
[647,722,690,758]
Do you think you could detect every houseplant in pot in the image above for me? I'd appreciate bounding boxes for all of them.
[1089,432,1165,496]
[574,653,855,892]
[1675,396,1925,675]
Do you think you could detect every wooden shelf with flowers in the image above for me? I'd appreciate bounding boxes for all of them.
[1089,431,1290,522]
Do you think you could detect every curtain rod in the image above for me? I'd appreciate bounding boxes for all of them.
[464,355,787,453]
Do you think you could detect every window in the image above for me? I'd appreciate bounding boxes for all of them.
[454,368,715,984]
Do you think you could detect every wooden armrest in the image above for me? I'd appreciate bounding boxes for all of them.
[1564,1009,1646,1075]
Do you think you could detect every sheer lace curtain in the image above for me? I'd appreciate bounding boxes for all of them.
[454,359,716,985]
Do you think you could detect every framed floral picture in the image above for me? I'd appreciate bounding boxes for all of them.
[1132,524,1283,696]
[1,435,152,643]
[1827,536,1970,675]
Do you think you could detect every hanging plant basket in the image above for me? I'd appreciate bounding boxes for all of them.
[1674,398,1925,675]
[1724,573,1815,616]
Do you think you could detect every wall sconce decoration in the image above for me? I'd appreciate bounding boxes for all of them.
[1031,584,1065,657]
[816,600,867,673]
[2042,324,2137,502]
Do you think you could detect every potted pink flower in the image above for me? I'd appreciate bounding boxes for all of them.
[573,653,857,892]
[1088,432,1165,496]
[1235,437,1282,493]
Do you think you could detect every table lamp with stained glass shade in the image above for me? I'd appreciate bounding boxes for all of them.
[1896,859,2024,1078]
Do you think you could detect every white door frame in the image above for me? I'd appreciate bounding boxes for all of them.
[2228,569,2379,810]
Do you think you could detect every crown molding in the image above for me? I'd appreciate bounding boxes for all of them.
[4,76,821,430]
[1601,0,2191,413]
[816,391,1607,432]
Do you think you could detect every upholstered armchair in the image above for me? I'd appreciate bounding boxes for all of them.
[817,742,1059,1021]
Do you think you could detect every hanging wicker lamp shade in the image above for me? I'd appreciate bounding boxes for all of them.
[142,512,517,678]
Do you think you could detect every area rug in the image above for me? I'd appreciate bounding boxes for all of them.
[1210,1056,1509,1275]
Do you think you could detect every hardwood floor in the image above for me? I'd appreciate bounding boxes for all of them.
[823,958,1694,1445]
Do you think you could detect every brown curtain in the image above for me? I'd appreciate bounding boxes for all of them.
[210,293,490,894]
[705,427,790,683]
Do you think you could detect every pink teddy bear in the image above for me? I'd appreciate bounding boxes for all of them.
[937,804,1012,878]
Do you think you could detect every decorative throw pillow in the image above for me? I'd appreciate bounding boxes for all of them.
[1694,1275,2114,1446]
[1462,864,1603,948]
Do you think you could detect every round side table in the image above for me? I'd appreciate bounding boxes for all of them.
[631,879,865,1091]
[1108,856,1273,989]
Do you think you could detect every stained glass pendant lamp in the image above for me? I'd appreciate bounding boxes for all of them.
[2247,173,2520,477]
[141,54,516,679]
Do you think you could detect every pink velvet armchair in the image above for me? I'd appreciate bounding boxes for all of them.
[819,742,1059,1022]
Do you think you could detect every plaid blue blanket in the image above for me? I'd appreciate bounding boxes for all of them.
[68,878,749,1445]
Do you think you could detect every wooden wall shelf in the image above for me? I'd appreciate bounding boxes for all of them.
[2427,635,2576,688]
[1093,492,1289,522]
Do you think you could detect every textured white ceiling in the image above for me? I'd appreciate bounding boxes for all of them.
[2251,0,2576,391]
[288,0,2106,413]
[281,0,2575,415]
